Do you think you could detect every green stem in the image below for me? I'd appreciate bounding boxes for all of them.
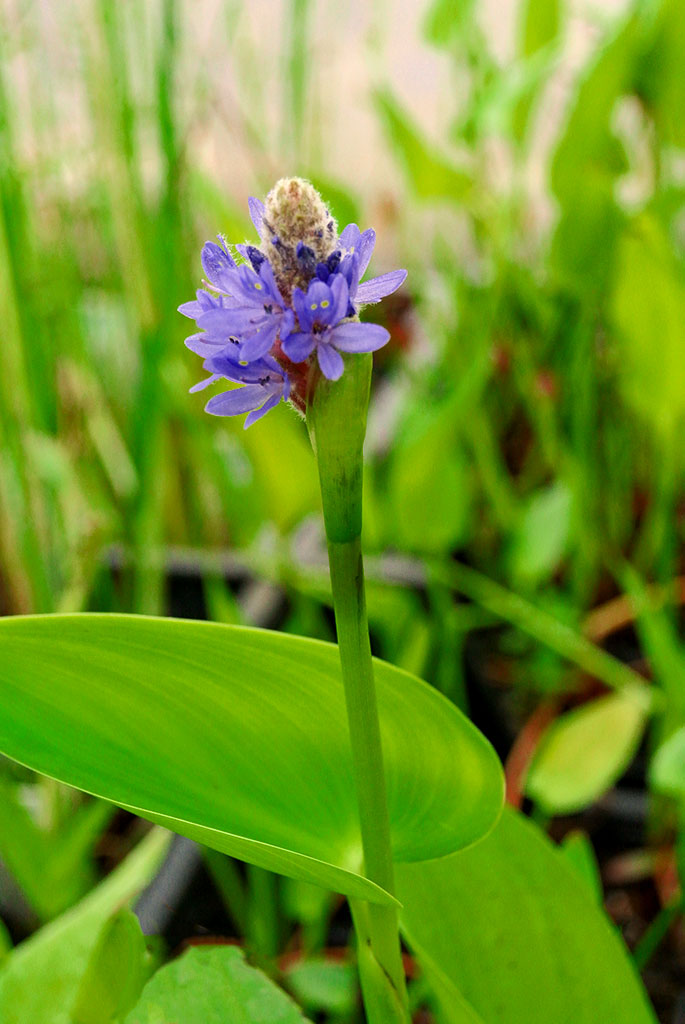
[326,537,394,894]
[433,559,657,714]
[307,355,409,1024]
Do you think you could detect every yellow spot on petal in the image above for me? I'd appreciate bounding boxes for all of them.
[321,299,330,308]
[310,302,318,310]
[254,282,263,290]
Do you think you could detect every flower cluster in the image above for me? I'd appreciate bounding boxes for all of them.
[179,178,406,427]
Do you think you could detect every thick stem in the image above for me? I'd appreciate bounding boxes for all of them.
[350,897,409,1024]
[307,355,409,1023]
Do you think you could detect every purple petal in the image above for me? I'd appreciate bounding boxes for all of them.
[355,269,407,304]
[280,308,295,342]
[178,290,217,319]
[184,333,226,357]
[239,317,280,362]
[248,197,265,235]
[197,307,256,339]
[205,385,265,417]
[258,259,285,307]
[356,229,376,278]
[302,280,337,327]
[338,225,375,278]
[336,253,360,296]
[228,263,272,305]
[329,273,349,324]
[330,322,390,353]
[317,343,344,381]
[244,392,281,428]
[189,373,221,393]
[234,242,252,263]
[282,331,316,363]
[280,371,292,401]
[208,352,284,386]
[306,280,333,307]
[291,288,314,332]
[235,243,268,274]
[261,353,286,377]
[201,241,236,291]
[204,345,246,378]
[338,223,361,250]
[198,288,219,309]
[178,299,205,319]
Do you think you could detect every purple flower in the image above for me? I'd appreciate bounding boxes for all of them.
[180,237,294,363]
[179,181,408,425]
[282,275,390,381]
[191,350,291,429]
[178,287,228,357]
[315,224,407,315]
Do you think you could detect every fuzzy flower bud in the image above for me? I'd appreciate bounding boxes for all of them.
[261,178,337,301]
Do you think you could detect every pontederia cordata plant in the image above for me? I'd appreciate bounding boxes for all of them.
[0,181,659,1022]
[181,176,411,1018]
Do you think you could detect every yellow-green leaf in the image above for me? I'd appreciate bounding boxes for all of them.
[526,693,647,814]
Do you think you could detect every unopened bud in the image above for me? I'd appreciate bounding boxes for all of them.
[261,178,337,299]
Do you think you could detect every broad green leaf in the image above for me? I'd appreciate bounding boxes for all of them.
[508,481,572,586]
[397,808,657,1024]
[71,909,151,1024]
[387,395,472,554]
[636,0,685,148]
[242,403,320,531]
[284,958,356,1016]
[560,831,603,903]
[651,725,685,799]
[551,11,635,196]
[125,945,308,1024]
[375,90,472,202]
[0,828,169,1024]
[0,614,503,905]
[389,442,470,555]
[281,876,333,934]
[526,693,646,814]
[550,12,636,289]
[611,215,685,438]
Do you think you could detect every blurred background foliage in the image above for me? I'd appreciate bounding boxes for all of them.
[0,0,684,1018]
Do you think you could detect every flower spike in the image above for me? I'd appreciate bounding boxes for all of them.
[179,178,406,426]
